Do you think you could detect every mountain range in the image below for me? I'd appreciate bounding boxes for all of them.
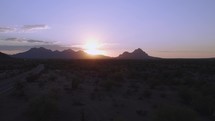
[0,52,11,59]
[0,47,158,59]
[118,48,158,59]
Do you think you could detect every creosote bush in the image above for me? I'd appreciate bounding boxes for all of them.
[150,104,201,121]
[102,79,116,91]
[142,89,152,98]
[191,94,215,116]
[71,76,81,90]
[26,96,59,121]
[26,73,40,82]
[13,81,26,97]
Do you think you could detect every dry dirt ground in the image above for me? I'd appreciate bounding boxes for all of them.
[0,60,215,121]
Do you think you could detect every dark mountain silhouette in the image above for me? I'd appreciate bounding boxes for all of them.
[12,47,159,59]
[12,47,110,59]
[118,48,159,59]
[0,52,11,59]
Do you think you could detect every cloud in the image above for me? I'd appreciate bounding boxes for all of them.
[2,37,51,44]
[0,45,71,54]
[5,38,18,41]
[26,39,51,44]
[156,50,215,53]
[5,37,23,42]
[0,27,16,33]
[21,24,49,32]
[0,24,49,33]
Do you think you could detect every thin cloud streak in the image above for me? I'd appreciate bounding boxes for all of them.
[156,50,215,54]
[0,27,16,33]
[2,37,51,44]
[0,24,49,33]
[0,45,70,54]
[21,24,49,32]
[27,39,50,44]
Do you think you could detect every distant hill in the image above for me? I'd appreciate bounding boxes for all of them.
[12,47,110,59]
[0,52,11,59]
[117,48,159,59]
[12,47,159,59]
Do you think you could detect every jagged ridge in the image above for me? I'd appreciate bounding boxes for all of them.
[12,47,159,59]
[118,48,158,59]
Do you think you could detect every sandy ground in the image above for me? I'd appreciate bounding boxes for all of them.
[0,69,186,121]
[0,61,214,121]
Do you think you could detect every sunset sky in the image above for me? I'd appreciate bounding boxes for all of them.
[0,0,215,58]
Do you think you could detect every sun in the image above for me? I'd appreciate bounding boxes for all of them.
[84,40,105,55]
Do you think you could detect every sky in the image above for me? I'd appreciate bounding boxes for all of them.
[0,0,215,58]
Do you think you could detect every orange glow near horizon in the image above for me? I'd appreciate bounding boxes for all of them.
[84,40,106,55]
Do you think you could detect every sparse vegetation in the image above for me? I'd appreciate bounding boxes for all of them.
[26,73,40,82]
[1,59,215,121]
[13,81,26,98]
[150,104,201,121]
[71,75,81,90]
[136,110,148,117]
[26,96,59,121]
[142,89,152,98]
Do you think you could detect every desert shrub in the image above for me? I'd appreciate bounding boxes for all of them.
[38,81,45,88]
[191,94,215,116]
[71,76,81,90]
[179,86,215,116]
[48,75,57,82]
[49,88,61,100]
[178,87,194,104]
[127,70,144,79]
[13,81,26,97]
[81,109,85,121]
[142,89,152,98]
[97,70,109,79]
[124,89,133,97]
[73,98,84,106]
[110,72,124,82]
[112,99,122,107]
[112,116,124,121]
[26,73,40,82]
[192,79,208,89]
[150,104,201,121]
[26,96,58,121]
[90,92,96,100]
[200,84,215,97]
[160,93,167,98]
[136,110,148,117]
[129,83,139,90]
[146,78,160,89]
[152,104,158,109]
[102,79,115,91]
[100,71,125,91]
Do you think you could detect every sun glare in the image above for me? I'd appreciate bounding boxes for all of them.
[84,40,105,55]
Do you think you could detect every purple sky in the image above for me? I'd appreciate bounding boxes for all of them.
[0,0,215,58]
